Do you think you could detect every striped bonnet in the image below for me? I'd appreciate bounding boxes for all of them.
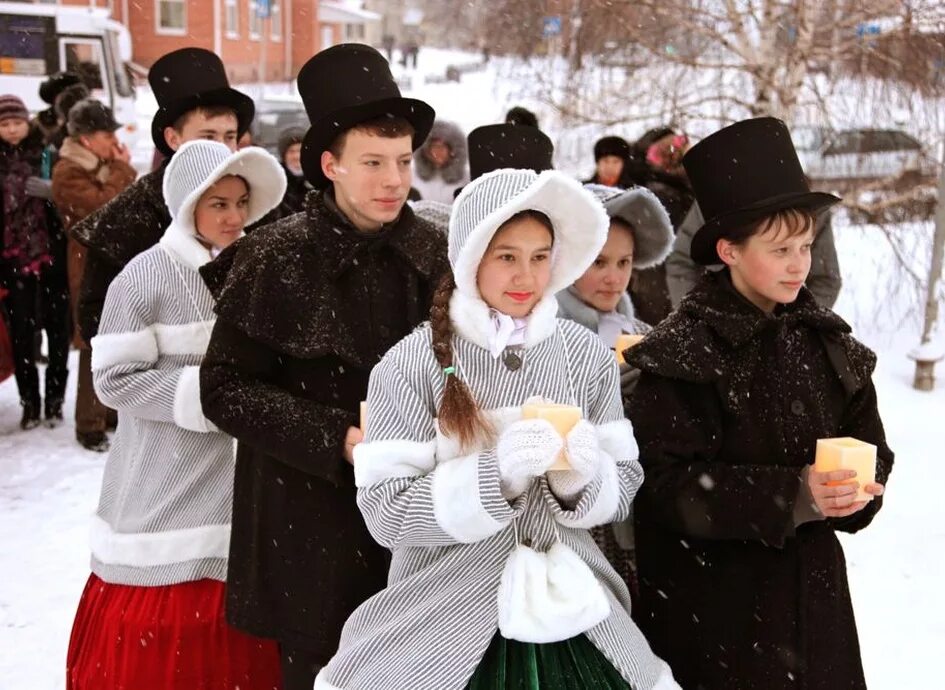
[583,183,674,269]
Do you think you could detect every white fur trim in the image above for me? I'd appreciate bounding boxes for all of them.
[555,450,621,529]
[90,515,229,567]
[652,661,684,690]
[313,670,342,690]
[432,452,506,543]
[153,320,215,357]
[91,329,159,371]
[173,365,217,433]
[596,418,639,463]
[497,542,611,643]
[449,290,559,352]
[450,169,609,298]
[354,439,437,487]
[159,221,215,270]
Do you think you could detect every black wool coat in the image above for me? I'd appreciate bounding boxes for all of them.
[626,270,893,690]
[70,166,170,342]
[199,190,449,658]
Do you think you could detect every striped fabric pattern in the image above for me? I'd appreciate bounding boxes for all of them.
[317,319,672,690]
[89,242,234,587]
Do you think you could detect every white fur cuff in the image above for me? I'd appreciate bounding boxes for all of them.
[173,366,217,433]
[432,453,508,543]
[90,515,229,567]
[554,451,622,529]
[596,419,639,463]
[91,328,159,371]
[354,439,437,487]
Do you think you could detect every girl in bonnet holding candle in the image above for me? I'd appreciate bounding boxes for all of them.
[625,117,893,689]
[315,168,678,689]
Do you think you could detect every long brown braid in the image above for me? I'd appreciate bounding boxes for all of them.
[430,270,495,449]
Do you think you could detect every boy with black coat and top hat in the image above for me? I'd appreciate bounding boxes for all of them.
[69,47,254,344]
[197,44,449,690]
[625,117,893,689]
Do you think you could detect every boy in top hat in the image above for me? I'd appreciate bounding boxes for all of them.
[198,44,449,690]
[625,117,893,689]
[69,47,254,344]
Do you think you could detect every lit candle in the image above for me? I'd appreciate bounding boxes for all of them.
[521,402,583,471]
[615,333,645,364]
[814,437,877,502]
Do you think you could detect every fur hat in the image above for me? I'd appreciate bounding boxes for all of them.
[584,184,674,268]
[593,136,631,162]
[54,83,91,122]
[163,140,286,239]
[277,126,306,160]
[505,106,539,128]
[67,99,121,137]
[39,72,82,106]
[450,169,608,298]
[415,119,468,184]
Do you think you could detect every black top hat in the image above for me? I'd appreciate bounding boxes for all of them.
[467,124,554,180]
[593,135,631,161]
[39,71,82,106]
[149,48,255,157]
[684,117,840,265]
[297,44,435,189]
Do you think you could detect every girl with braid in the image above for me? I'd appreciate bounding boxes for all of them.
[315,169,678,690]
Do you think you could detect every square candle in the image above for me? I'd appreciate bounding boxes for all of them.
[615,334,645,364]
[521,402,582,471]
[814,437,877,502]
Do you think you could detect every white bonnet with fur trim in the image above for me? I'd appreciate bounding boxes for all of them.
[163,140,286,238]
[449,169,609,298]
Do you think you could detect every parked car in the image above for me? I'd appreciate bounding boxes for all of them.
[252,95,310,155]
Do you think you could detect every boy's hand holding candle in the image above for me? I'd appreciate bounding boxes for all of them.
[807,438,885,517]
[344,426,364,466]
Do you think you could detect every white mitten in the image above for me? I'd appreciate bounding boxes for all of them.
[547,420,600,502]
[496,418,564,500]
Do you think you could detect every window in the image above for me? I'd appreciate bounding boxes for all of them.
[156,0,186,35]
[249,0,262,40]
[225,0,239,38]
[270,0,282,41]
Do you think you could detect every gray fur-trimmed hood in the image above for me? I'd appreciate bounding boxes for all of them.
[584,184,674,269]
[414,119,468,184]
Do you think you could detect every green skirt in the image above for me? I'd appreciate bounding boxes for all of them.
[466,633,630,689]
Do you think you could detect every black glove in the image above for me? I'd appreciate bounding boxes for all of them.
[619,363,642,398]
[25,177,53,200]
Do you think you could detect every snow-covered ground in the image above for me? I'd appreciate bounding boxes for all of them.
[2,47,944,688]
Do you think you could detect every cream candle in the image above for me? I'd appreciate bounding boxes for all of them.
[521,402,583,471]
[615,334,645,364]
[814,437,877,502]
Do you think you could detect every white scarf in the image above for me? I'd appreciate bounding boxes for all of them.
[487,309,528,359]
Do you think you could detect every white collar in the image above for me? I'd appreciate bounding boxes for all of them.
[159,220,226,271]
[450,289,559,352]
[487,309,528,359]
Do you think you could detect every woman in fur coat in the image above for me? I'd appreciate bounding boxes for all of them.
[65,140,286,689]
[412,119,469,204]
[314,168,679,690]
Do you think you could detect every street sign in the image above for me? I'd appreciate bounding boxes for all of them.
[542,16,562,38]
[257,0,271,19]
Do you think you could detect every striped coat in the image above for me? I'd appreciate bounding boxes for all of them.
[89,220,232,586]
[316,294,676,690]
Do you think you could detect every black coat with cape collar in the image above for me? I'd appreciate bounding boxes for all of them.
[626,270,893,690]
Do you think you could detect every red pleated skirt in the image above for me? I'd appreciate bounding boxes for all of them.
[66,573,282,690]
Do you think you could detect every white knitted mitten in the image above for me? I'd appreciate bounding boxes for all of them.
[496,418,564,500]
[547,420,600,502]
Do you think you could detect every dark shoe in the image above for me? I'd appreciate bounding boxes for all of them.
[77,431,110,453]
[44,401,64,429]
[20,402,41,431]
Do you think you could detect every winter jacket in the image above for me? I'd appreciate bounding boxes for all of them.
[314,302,674,690]
[88,219,231,586]
[70,166,170,343]
[50,138,137,347]
[412,120,469,204]
[665,201,842,310]
[626,269,893,690]
[199,189,449,657]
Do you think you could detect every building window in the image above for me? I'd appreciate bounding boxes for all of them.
[249,0,262,40]
[224,0,239,38]
[155,0,186,35]
[270,0,282,41]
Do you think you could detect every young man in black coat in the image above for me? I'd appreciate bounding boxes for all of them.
[198,44,449,690]
[69,47,253,343]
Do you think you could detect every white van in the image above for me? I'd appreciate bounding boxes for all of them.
[0,2,137,147]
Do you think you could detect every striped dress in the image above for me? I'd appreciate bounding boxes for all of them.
[315,299,676,689]
[89,221,232,586]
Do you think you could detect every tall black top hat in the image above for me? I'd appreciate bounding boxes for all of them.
[39,71,82,106]
[149,48,255,157]
[467,124,554,180]
[297,44,435,189]
[683,117,840,265]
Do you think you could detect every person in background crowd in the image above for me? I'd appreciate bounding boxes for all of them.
[504,105,540,128]
[271,126,310,219]
[66,140,286,690]
[626,117,891,690]
[70,47,254,345]
[199,44,448,690]
[49,82,92,151]
[34,71,83,145]
[585,135,645,189]
[626,126,695,325]
[412,119,469,204]
[556,183,673,592]
[0,94,70,431]
[51,99,137,451]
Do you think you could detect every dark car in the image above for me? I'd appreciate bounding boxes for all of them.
[251,95,310,155]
